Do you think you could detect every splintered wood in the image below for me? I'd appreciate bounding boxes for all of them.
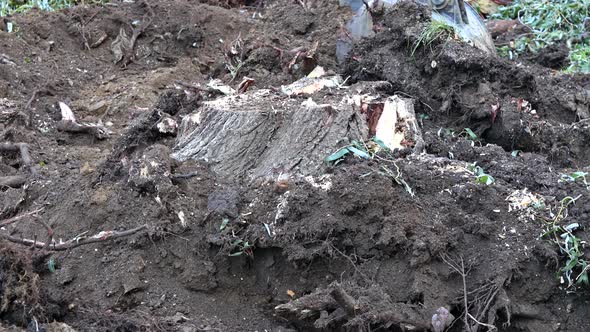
[359,95,425,153]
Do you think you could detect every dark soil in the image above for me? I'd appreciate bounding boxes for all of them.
[1,1,590,331]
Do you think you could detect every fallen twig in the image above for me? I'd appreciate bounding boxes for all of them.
[1,224,148,251]
[0,142,38,176]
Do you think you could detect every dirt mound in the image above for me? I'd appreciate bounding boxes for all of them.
[1,1,590,331]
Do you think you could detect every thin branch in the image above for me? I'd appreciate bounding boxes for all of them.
[33,217,54,250]
[1,224,148,251]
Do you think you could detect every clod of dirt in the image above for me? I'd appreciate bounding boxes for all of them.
[523,42,571,70]
[179,260,217,292]
[123,275,146,295]
[207,188,240,219]
[0,243,41,325]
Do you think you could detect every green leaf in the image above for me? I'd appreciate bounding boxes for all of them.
[350,140,364,150]
[511,150,521,157]
[325,147,350,163]
[418,113,429,120]
[577,271,589,285]
[348,146,370,159]
[570,171,588,180]
[219,218,229,231]
[476,174,495,185]
[562,258,578,272]
[47,258,56,273]
[464,128,478,140]
[372,137,389,150]
[229,251,244,256]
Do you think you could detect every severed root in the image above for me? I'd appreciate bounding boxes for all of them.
[57,102,111,139]
[0,142,38,176]
[1,224,148,251]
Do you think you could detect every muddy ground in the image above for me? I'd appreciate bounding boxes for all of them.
[1,0,590,331]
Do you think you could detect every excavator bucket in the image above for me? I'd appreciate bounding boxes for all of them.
[426,0,497,54]
[337,0,496,62]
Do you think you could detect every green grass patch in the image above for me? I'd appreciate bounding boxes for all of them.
[0,0,108,16]
[411,20,456,56]
[492,0,590,73]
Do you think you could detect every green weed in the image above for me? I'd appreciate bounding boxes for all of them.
[467,163,495,185]
[540,195,588,288]
[229,239,254,258]
[326,137,415,196]
[559,171,589,189]
[0,1,109,16]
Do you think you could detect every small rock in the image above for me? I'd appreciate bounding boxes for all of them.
[88,100,108,114]
[90,188,109,205]
[80,161,95,175]
[123,275,146,294]
[45,322,77,332]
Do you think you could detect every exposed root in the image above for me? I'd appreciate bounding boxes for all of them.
[275,281,430,330]
[441,253,499,332]
[0,175,26,188]
[0,242,42,323]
